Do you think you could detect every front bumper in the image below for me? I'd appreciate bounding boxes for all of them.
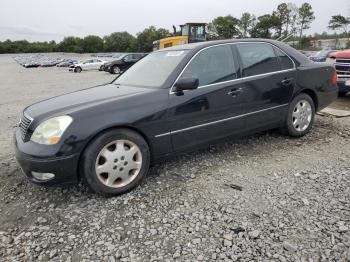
[14,129,79,186]
[337,78,350,93]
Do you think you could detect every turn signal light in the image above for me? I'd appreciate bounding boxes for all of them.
[331,71,337,85]
[50,136,59,145]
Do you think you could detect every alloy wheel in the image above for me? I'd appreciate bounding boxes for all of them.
[95,139,142,188]
[292,100,312,132]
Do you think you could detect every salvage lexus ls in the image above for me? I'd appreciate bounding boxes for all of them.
[14,39,338,196]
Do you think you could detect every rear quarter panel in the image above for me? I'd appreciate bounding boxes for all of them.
[295,63,338,110]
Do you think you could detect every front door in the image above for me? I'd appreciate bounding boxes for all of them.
[168,44,245,152]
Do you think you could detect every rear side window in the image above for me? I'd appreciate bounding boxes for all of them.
[236,43,280,77]
[181,45,236,86]
[274,47,294,70]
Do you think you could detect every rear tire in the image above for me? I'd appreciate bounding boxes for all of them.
[282,93,315,137]
[99,65,104,71]
[74,67,82,73]
[80,128,150,196]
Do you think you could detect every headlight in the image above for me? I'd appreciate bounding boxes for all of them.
[30,116,73,145]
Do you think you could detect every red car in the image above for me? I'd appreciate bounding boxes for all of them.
[329,50,350,96]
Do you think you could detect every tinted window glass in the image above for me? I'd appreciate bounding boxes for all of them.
[236,43,280,77]
[124,55,132,61]
[181,45,236,86]
[114,50,188,88]
[274,47,294,70]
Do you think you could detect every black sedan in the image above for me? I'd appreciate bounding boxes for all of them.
[103,53,147,74]
[14,39,338,196]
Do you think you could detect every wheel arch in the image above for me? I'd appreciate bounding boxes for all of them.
[77,125,152,181]
[295,88,319,111]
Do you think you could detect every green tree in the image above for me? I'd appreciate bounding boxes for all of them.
[136,26,169,52]
[250,14,280,38]
[82,35,104,53]
[273,3,291,38]
[57,37,84,53]
[104,32,137,52]
[298,3,315,40]
[207,15,240,40]
[299,36,311,49]
[328,15,350,42]
[287,3,299,38]
[238,12,256,38]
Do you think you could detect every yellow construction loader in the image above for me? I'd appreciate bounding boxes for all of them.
[153,23,207,51]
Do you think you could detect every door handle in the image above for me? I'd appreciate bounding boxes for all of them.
[227,88,242,97]
[281,78,293,86]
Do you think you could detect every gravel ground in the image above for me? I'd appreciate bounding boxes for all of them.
[0,54,350,261]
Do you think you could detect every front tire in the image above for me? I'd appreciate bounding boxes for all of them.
[81,128,150,196]
[99,65,104,71]
[111,65,121,74]
[74,67,82,73]
[283,93,315,137]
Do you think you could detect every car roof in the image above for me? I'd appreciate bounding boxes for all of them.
[155,38,311,66]
[156,38,287,51]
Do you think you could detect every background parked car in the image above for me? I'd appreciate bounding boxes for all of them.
[69,59,106,73]
[329,49,350,96]
[309,50,338,62]
[57,59,78,67]
[104,53,147,74]
[40,58,62,67]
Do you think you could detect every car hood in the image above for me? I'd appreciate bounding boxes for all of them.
[330,50,350,59]
[25,84,156,119]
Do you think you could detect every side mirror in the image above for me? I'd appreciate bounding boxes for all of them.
[174,77,199,92]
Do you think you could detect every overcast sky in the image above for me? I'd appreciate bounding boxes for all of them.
[0,0,349,42]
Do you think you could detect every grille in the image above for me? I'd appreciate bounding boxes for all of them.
[335,58,350,78]
[336,58,350,64]
[19,112,33,141]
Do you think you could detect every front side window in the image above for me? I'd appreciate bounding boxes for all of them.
[114,50,188,88]
[181,25,189,36]
[236,43,280,77]
[180,45,236,87]
[123,55,132,61]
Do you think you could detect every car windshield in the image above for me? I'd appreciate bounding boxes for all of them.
[118,54,129,59]
[113,50,188,88]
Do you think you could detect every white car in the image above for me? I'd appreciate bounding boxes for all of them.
[69,59,106,73]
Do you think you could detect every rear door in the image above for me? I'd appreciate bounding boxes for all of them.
[90,59,102,70]
[233,42,296,130]
[82,59,94,70]
[168,44,246,152]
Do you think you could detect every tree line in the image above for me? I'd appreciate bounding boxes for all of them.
[1,2,349,54]
[0,26,169,54]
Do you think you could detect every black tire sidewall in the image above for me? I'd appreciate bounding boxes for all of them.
[81,129,150,196]
[286,93,315,137]
[112,65,120,74]
[75,67,82,73]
